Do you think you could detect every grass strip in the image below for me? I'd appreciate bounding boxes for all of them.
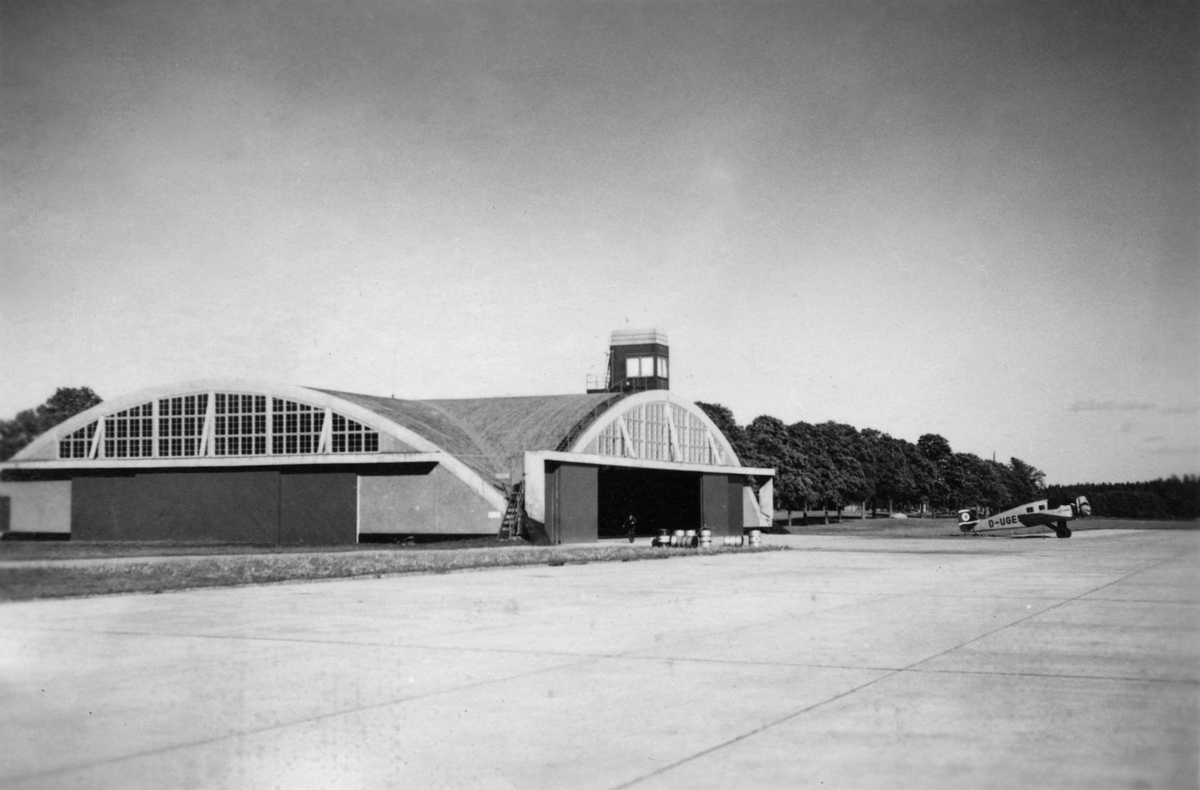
[0,544,780,602]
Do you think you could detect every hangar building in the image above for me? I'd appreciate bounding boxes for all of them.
[0,330,774,544]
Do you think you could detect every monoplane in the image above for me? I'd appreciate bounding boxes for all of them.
[958,497,1091,539]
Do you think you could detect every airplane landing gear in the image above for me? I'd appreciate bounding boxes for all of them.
[1053,522,1072,539]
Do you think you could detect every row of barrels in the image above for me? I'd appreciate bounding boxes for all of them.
[651,529,762,548]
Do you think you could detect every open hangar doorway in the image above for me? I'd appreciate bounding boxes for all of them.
[598,467,743,539]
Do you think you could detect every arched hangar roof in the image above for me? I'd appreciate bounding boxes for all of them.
[10,380,744,494]
[316,390,626,480]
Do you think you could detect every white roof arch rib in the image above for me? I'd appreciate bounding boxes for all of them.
[566,390,742,467]
[7,379,507,511]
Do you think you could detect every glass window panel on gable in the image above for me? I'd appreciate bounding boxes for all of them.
[214,394,267,456]
[59,421,97,459]
[671,405,710,464]
[158,395,207,457]
[103,403,154,458]
[623,406,645,456]
[695,412,715,464]
[644,402,669,460]
[597,420,623,456]
[273,398,322,454]
[330,413,379,453]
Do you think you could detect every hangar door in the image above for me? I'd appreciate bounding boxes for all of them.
[549,463,746,544]
[71,468,357,543]
[598,467,700,538]
[544,462,598,545]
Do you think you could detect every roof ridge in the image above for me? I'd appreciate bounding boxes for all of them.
[410,397,506,474]
[310,388,506,478]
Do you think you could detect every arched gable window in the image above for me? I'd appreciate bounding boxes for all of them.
[585,401,726,465]
[58,392,379,460]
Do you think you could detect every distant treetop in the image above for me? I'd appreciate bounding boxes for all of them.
[0,387,102,461]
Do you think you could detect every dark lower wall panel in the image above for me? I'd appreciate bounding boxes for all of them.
[547,463,598,545]
[700,473,731,536]
[728,477,745,533]
[73,471,280,542]
[280,471,357,544]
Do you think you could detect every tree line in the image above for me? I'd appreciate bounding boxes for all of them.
[698,402,1199,521]
[1047,477,1199,521]
[698,402,1047,520]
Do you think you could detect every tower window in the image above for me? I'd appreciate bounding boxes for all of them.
[625,356,655,378]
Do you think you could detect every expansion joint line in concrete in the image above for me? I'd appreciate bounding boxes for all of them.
[5,654,603,786]
[607,552,1184,790]
[903,667,1200,685]
[0,591,956,785]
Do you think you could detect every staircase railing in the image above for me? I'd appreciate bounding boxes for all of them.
[498,481,524,540]
[555,393,627,452]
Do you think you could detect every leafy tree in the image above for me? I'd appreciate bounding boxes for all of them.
[917,433,953,465]
[0,387,102,460]
[900,439,937,512]
[916,434,956,511]
[743,416,807,514]
[695,402,744,453]
[787,422,828,516]
[819,422,871,510]
[786,421,867,519]
[1007,457,1046,504]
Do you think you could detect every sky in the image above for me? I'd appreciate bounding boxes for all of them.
[1,0,1196,484]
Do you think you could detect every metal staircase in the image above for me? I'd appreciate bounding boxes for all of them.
[498,481,524,540]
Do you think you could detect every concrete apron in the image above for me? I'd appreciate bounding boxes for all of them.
[0,530,1196,790]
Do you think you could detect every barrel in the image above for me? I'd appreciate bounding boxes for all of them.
[698,528,712,548]
[672,529,685,547]
[748,529,761,547]
[684,529,697,548]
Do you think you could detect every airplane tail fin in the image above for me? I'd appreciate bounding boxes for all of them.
[957,508,979,533]
[1073,496,1091,518]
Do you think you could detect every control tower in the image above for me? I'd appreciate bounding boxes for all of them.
[588,328,669,393]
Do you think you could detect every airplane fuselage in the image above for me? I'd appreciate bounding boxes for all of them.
[959,497,1090,539]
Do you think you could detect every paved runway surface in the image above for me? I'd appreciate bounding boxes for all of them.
[1,530,1196,789]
